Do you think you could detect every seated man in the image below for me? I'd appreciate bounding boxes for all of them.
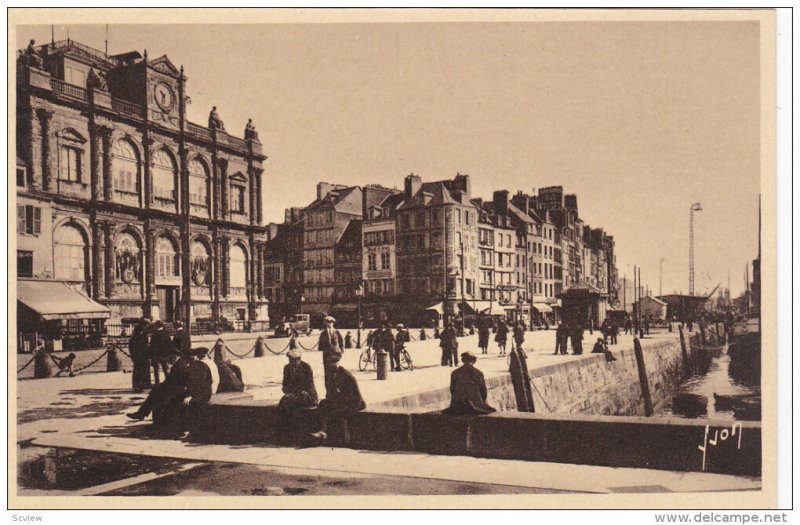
[127,346,212,432]
[309,353,365,444]
[443,352,496,416]
[277,349,318,442]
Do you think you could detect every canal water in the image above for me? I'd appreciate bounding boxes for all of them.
[657,343,761,422]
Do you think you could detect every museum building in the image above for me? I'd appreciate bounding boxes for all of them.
[16,39,270,348]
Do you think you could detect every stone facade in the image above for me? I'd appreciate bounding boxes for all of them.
[16,39,269,326]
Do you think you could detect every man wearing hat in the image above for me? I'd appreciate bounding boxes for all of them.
[443,351,496,416]
[277,349,318,442]
[318,315,344,395]
[393,324,410,372]
[439,322,459,367]
[309,352,365,444]
[127,346,213,430]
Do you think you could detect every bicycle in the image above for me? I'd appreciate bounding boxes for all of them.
[358,346,414,371]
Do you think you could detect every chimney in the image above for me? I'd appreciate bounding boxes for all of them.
[454,173,471,198]
[493,190,509,217]
[565,194,578,211]
[317,182,333,201]
[404,173,422,199]
[511,191,530,215]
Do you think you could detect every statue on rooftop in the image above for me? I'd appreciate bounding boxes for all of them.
[24,39,43,68]
[208,106,225,131]
[244,118,259,140]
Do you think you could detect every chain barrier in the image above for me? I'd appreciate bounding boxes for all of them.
[224,343,256,359]
[17,355,37,374]
[297,339,319,351]
[114,344,133,359]
[262,340,290,355]
[72,348,111,374]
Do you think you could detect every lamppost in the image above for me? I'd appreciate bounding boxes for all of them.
[355,283,364,348]
[689,202,703,295]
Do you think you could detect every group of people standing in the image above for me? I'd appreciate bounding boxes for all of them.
[366,321,411,372]
[128,318,189,392]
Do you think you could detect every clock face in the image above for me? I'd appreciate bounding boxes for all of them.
[154,82,174,112]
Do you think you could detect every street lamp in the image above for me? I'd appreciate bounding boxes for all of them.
[355,283,364,349]
[689,202,702,295]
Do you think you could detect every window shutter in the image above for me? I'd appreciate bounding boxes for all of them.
[17,206,26,234]
[33,207,41,234]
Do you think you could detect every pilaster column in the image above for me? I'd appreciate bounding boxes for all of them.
[103,222,115,299]
[220,236,230,297]
[92,219,105,300]
[211,229,222,321]
[145,221,156,300]
[101,127,113,201]
[256,243,264,299]
[248,167,257,226]
[219,159,229,220]
[255,167,264,225]
[35,108,54,192]
[142,136,153,209]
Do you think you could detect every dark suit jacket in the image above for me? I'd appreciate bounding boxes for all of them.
[326,365,366,412]
[216,360,245,393]
[150,329,176,358]
[185,360,213,406]
[282,360,318,406]
[443,363,496,416]
[318,329,344,362]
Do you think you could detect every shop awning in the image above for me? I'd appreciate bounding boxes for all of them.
[532,302,553,313]
[426,302,444,314]
[18,280,111,321]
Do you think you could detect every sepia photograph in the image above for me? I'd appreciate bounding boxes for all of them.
[8,8,781,510]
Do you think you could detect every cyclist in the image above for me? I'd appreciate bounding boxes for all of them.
[394,323,411,372]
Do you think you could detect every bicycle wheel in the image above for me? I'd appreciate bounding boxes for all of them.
[358,350,370,371]
[401,350,413,371]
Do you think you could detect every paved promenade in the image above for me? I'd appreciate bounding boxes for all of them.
[14,327,762,497]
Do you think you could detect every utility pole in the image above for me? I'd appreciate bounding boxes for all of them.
[689,202,703,295]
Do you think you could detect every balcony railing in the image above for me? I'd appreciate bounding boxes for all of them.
[50,78,87,101]
[111,97,144,117]
[187,121,213,140]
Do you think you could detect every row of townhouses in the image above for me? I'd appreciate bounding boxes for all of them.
[15,38,618,353]
[264,174,619,329]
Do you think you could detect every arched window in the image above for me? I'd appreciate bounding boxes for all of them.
[188,158,209,207]
[112,139,140,194]
[229,244,247,292]
[152,149,177,201]
[156,237,179,278]
[190,241,211,286]
[115,232,141,284]
[54,224,87,281]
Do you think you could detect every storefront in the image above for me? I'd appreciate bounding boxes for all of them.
[17,280,111,352]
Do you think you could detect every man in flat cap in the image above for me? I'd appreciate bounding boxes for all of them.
[309,353,365,444]
[443,351,496,416]
[277,349,319,443]
[318,315,344,395]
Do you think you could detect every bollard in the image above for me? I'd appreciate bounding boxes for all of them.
[107,345,121,372]
[632,338,653,416]
[678,325,690,378]
[33,349,53,379]
[254,337,266,358]
[376,350,389,380]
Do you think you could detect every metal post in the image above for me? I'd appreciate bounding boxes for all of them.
[356,284,363,349]
[633,338,653,416]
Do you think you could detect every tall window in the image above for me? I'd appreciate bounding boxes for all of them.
[231,185,246,213]
[156,237,179,278]
[16,205,41,235]
[54,225,86,281]
[17,251,33,278]
[381,252,390,270]
[17,167,27,188]
[152,149,177,201]
[64,65,86,87]
[112,139,140,194]
[368,253,377,271]
[59,146,81,182]
[188,158,209,206]
[229,244,247,291]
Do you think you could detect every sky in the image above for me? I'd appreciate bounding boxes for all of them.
[16,21,762,297]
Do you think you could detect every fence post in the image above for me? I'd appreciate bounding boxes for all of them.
[34,348,53,379]
[633,338,653,416]
[254,336,266,358]
[107,345,121,372]
[678,325,690,378]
